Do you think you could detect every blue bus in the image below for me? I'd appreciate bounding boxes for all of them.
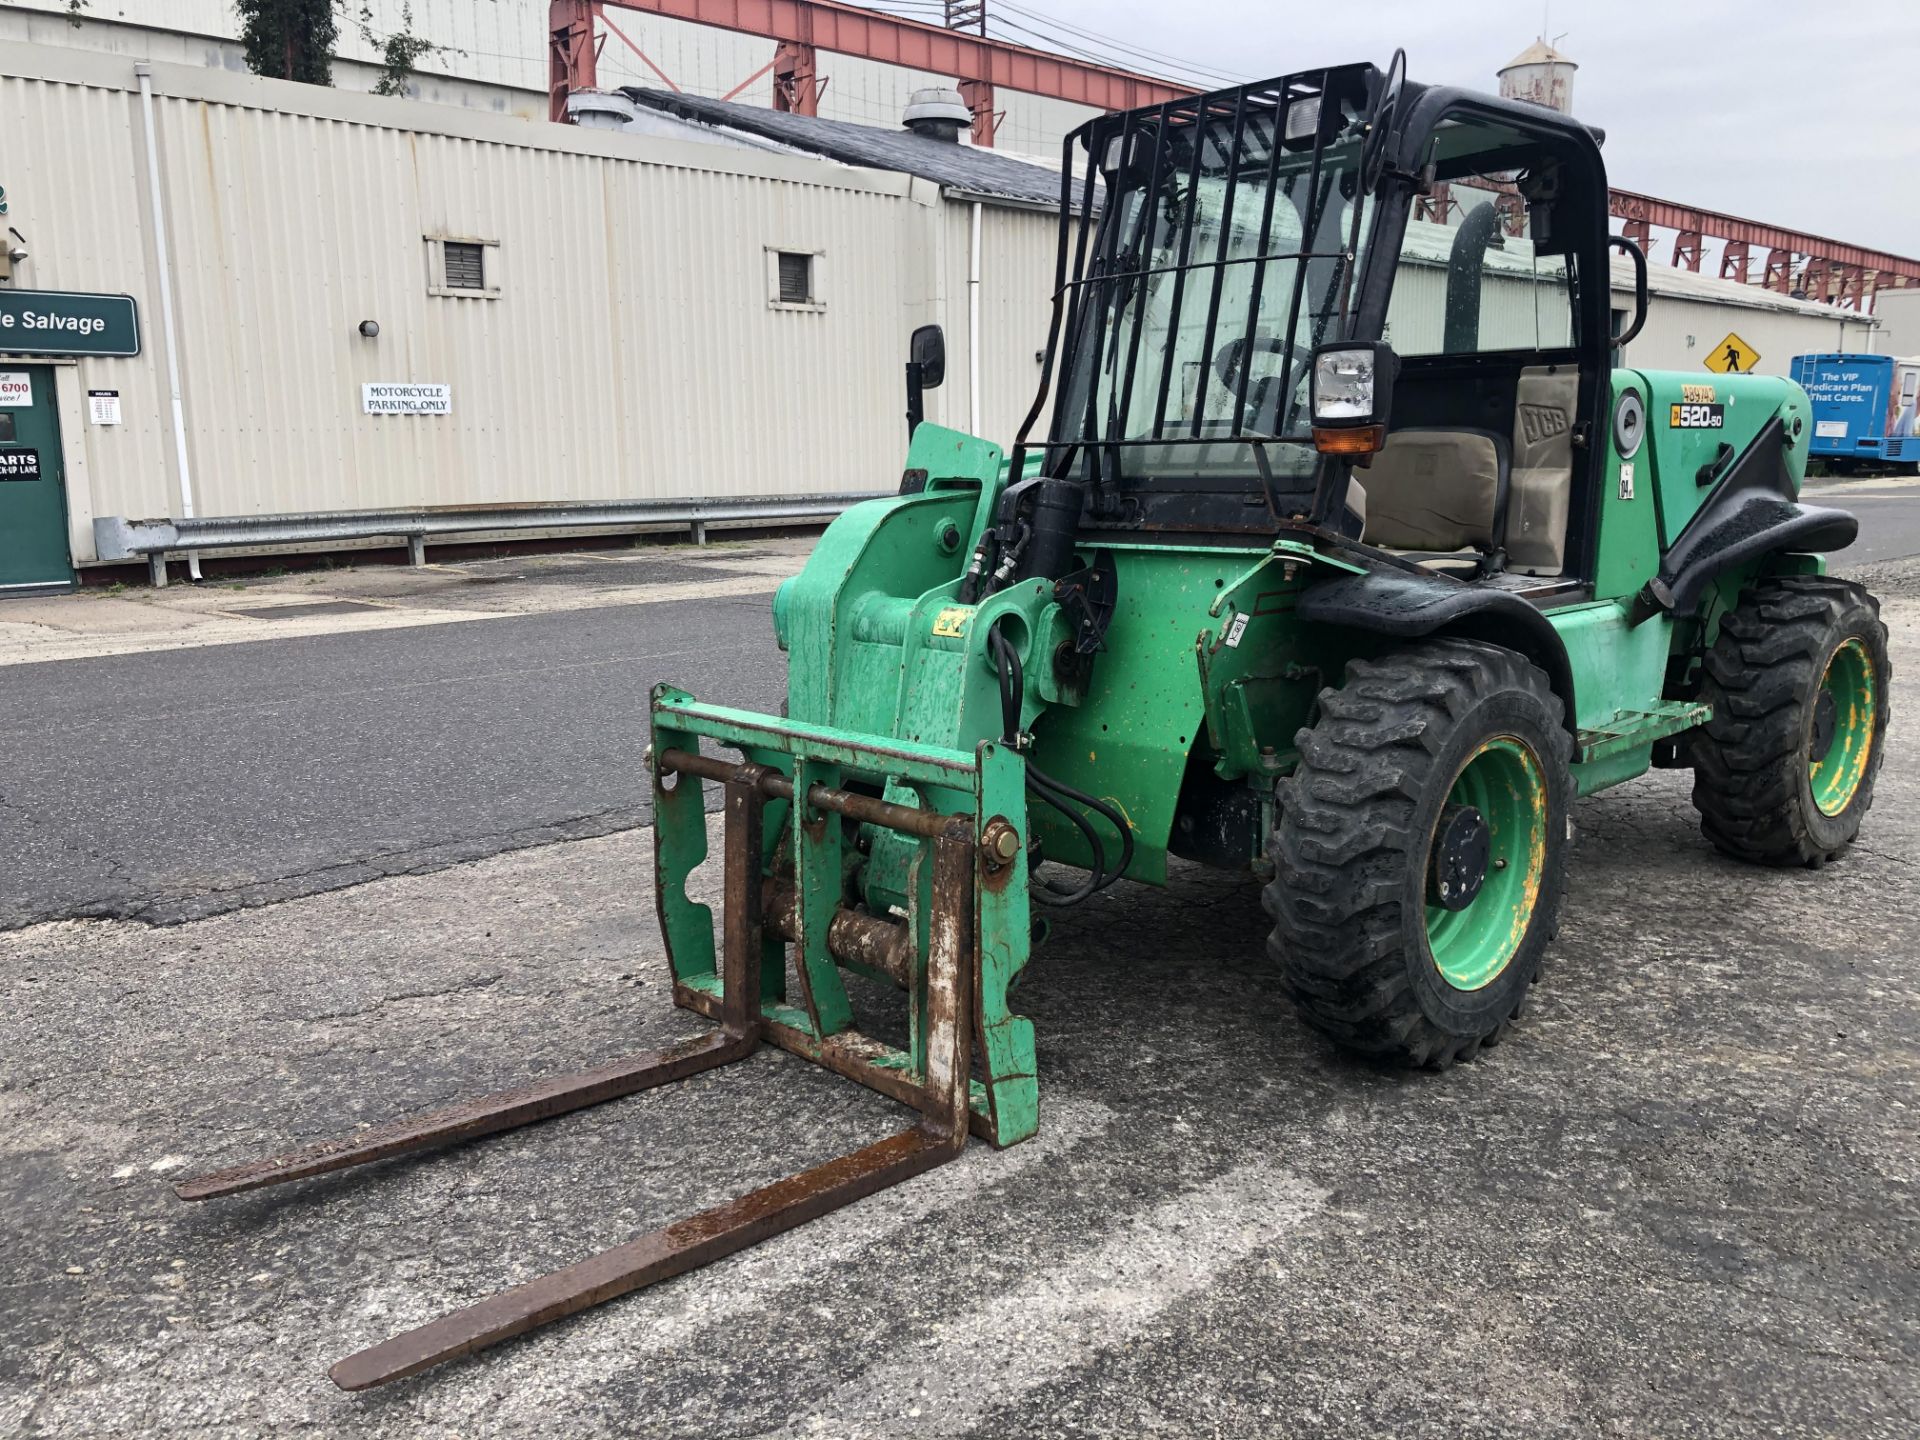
[1791,352,1920,474]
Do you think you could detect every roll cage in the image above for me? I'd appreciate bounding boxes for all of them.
[1015,59,1617,584]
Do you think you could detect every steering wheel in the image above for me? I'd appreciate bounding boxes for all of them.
[1212,335,1314,432]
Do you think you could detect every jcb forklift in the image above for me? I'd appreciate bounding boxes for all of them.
[180,56,1889,1387]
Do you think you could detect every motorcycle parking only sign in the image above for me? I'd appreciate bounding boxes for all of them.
[362,382,451,415]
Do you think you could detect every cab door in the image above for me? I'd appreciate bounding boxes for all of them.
[0,365,74,591]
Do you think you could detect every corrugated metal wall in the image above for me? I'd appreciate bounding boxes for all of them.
[1388,219,1877,375]
[1620,284,1875,377]
[0,41,1064,562]
[7,0,1102,157]
[5,37,1882,570]
[938,201,1060,450]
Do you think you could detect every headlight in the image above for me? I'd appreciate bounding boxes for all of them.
[1312,347,1377,422]
[1308,341,1396,456]
[1283,94,1322,144]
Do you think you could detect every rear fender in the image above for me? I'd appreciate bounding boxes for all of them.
[1637,414,1858,621]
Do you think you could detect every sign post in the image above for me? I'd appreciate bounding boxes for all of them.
[0,291,141,357]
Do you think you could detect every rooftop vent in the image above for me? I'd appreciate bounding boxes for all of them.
[903,87,971,143]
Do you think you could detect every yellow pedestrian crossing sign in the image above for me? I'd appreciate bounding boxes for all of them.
[1705,332,1760,374]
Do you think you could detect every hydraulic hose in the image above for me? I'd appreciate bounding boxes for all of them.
[986,621,1134,906]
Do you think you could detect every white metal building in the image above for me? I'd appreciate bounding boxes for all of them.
[0,40,1064,578]
[0,0,1103,155]
[0,34,1883,584]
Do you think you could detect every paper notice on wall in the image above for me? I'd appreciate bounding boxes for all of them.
[362,383,451,416]
[88,389,121,425]
[0,372,29,407]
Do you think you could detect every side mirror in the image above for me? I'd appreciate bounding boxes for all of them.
[910,324,946,389]
[905,324,946,440]
[1308,341,1397,456]
[1608,235,1649,347]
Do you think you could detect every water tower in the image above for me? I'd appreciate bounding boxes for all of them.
[1498,38,1577,115]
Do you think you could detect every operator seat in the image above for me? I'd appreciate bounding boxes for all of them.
[1360,427,1508,558]
[1358,364,1578,577]
[1504,366,1577,575]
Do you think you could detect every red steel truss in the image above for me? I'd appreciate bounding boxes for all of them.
[549,2,1920,307]
[1609,189,1920,310]
[549,0,1185,142]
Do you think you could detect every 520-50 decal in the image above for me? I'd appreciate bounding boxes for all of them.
[1670,401,1725,429]
[1671,382,1724,430]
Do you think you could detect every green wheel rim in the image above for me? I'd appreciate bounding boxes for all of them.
[1810,637,1876,817]
[1423,737,1548,992]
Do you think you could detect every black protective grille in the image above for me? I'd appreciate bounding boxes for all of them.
[1018,63,1379,484]
[443,241,486,291]
[777,251,813,304]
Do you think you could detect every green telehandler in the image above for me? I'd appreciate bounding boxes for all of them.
[179,55,1891,1387]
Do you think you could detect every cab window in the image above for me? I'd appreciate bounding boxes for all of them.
[1384,119,1579,358]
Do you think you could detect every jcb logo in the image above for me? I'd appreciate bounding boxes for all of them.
[1518,405,1569,445]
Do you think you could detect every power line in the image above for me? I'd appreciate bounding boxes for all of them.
[994,0,1247,85]
[854,0,1241,89]
[984,14,1227,89]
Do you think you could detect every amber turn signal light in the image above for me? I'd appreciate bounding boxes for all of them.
[1312,424,1385,456]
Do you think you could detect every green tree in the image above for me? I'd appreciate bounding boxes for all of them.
[366,6,439,97]
[234,0,340,85]
[232,2,448,94]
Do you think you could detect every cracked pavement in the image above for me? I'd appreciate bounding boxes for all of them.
[0,543,1917,1438]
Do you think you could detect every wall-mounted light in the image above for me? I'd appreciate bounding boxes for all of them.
[358,320,380,338]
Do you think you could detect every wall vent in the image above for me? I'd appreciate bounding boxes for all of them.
[777,252,813,305]
[443,241,486,291]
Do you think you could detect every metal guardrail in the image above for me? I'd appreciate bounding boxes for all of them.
[93,493,888,586]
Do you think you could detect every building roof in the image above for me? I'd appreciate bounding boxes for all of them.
[1498,39,1577,72]
[619,87,1079,209]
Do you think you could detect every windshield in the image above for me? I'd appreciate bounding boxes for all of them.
[1049,80,1375,489]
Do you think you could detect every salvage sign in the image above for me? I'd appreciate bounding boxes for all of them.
[0,290,140,357]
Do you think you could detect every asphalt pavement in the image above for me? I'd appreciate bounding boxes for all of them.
[0,550,789,928]
[1805,478,1920,564]
[2,512,1919,1438]
[2,486,1917,936]
[1,577,1915,1437]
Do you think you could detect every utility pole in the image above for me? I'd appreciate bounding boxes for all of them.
[943,2,987,36]
[943,1,994,143]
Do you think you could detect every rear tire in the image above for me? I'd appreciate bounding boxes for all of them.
[1266,638,1573,1068]
[1689,576,1890,866]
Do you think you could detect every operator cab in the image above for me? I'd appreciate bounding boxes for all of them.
[1017,58,1624,601]
[1352,102,1610,587]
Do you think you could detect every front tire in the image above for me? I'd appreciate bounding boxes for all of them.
[1689,576,1890,867]
[1266,639,1573,1068]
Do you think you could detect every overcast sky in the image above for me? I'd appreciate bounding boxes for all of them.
[1022,0,1920,257]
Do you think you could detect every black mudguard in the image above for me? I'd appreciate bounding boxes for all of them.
[1638,415,1858,621]
[1295,567,1577,732]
